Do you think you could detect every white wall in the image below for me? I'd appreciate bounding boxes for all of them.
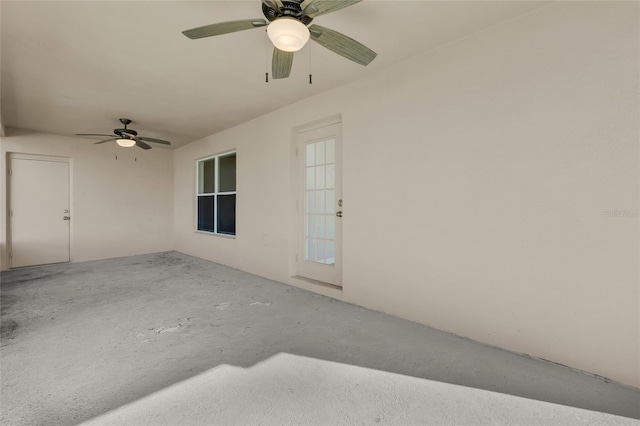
[173,2,639,388]
[1,128,173,270]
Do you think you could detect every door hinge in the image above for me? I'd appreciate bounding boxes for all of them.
[8,169,12,176]
[295,148,299,157]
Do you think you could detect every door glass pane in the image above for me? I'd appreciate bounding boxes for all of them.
[306,191,315,213]
[315,239,325,263]
[315,191,325,215]
[197,195,214,232]
[306,144,315,166]
[326,165,335,189]
[306,238,315,261]
[306,167,315,189]
[315,166,325,189]
[219,154,236,192]
[325,241,335,265]
[217,194,236,235]
[326,216,335,239]
[325,190,335,214]
[315,141,325,165]
[326,139,335,164]
[314,215,325,238]
[306,215,314,237]
[200,159,215,194]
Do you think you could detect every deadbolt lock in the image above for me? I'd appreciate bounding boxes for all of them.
[336,211,343,218]
[63,216,71,221]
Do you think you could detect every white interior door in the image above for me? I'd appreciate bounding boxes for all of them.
[10,156,70,268]
[297,122,342,286]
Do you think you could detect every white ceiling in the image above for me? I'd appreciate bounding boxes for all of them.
[1,1,551,148]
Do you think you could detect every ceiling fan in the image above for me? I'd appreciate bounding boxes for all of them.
[182,0,377,79]
[75,118,171,150]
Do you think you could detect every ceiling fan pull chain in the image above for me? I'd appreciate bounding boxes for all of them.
[308,42,312,84]
[265,34,270,83]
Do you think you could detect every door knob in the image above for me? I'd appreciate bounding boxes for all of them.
[63,216,71,221]
[336,211,343,218]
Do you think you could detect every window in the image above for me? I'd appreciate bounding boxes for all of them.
[197,152,236,235]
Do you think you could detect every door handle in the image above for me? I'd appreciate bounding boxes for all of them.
[336,211,343,218]
[63,216,71,221]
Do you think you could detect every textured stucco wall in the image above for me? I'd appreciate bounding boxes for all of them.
[173,2,639,387]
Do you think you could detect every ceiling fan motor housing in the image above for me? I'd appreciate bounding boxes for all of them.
[114,128,138,137]
[262,1,313,25]
[115,118,137,137]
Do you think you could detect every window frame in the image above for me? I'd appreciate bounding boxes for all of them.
[196,151,237,236]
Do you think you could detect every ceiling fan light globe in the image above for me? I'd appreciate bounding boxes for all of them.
[267,18,309,52]
[116,138,136,148]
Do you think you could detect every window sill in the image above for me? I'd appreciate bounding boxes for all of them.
[194,230,236,239]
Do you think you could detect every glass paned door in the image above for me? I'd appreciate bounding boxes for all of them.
[305,139,336,265]
[297,121,342,286]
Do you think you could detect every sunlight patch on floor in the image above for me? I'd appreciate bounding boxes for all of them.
[81,353,637,425]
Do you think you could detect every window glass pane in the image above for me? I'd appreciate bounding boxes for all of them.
[217,194,236,235]
[306,144,315,167]
[326,165,335,189]
[325,190,335,214]
[326,215,335,239]
[326,241,335,265]
[326,139,335,164]
[200,159,215,194]
[315,239,325,263]
[315,191,325,215]
[306,167,315,189]
[315,166,325,189]
[315,141,325,166]
[219,154,236,192]
[197,195,215,232]
[306,191,315,214]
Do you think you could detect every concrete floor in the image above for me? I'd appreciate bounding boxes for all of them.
[1,252,639,425]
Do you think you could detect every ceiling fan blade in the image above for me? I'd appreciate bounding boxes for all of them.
[182,19,267,39]
[76,133,114,137]
[135,140,152,150]
[137,136,171,145]
[272,48,294,79]
[301,0,362,18]
[309,24,376,66]
[93,138,118,145]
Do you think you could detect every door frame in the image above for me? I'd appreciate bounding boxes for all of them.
[7,153,72,268]
[290,115,343,287]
